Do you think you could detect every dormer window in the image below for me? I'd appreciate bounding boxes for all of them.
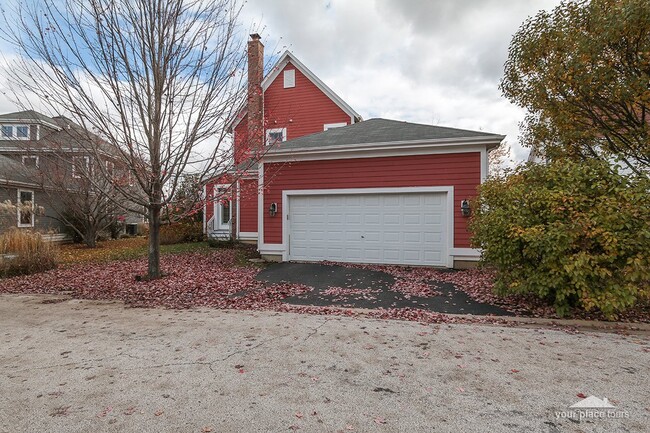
[1,125,13,138]
[1,125,30,140]
[266,128,286,146]
[16,126,29,138]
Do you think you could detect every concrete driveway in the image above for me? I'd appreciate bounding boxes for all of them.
[257,262,512,316]
[1,294,648,433]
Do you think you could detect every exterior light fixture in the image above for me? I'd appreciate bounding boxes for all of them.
[460,199,471,217]
[269,202,278,217]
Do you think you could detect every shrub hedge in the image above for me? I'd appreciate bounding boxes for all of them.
[470,159,650,318]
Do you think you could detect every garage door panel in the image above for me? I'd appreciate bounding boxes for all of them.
[288,192,447,266]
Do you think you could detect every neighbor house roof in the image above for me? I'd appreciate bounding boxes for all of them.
[0,154,40,187]
[0,110,62,130]
[266,118,505,152]
[0,112,115,156]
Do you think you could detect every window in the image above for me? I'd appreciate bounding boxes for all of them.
[324,122,347,131]
[221,200,231,225]
[21,155,39,168]
[72,156,90,178]
[0,125,30,140]
[1,125,13,138]
[105,160,115,177]
[283,69,295,88]
[214,185,231,230]
[266,128,286,146]
[17,189,35,228]
[16,126,29,139]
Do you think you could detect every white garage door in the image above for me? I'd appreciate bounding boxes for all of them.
[288,192,448,266]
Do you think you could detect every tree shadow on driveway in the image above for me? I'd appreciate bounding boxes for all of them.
[256,262,512,316]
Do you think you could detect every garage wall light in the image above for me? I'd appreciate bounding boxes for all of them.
[269,202,278,217]
[460,199,471,217]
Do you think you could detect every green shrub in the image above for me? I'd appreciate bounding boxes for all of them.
[159,222,204,245]
[470,159,650,318]
[0,229,58,277]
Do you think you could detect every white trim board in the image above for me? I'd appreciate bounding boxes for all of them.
[239,231,258,241]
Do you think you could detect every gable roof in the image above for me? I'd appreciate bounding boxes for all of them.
[0,110,62,130]
[228,50,361,131]
[266,118,504,152]
[262,51,361,122]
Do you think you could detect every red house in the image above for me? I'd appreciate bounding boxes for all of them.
[204,34,504,268]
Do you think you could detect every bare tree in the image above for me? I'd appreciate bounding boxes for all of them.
[1,0,248,278]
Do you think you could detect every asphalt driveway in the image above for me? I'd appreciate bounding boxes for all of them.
[256,262,512,316]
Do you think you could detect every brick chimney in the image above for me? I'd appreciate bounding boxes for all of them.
[247,33,264,154]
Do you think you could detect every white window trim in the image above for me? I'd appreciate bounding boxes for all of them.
[72,155,90,179]
[16,188,35,228]
[1,125,13,139]
[283,69,296,88]
[213,184,231,231]
[324,122,347,131]
[266,128,287,146]
[105,160,115,177]
[15,125,30,140]
[21,155,40,168]
[1,124,30,140]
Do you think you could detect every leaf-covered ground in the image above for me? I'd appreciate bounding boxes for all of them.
[1,244,648,324]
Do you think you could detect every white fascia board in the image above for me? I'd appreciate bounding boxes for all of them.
[261,51,361,122]
[262,140,501,163]
[0,178,40,188]
[226,109,247,132]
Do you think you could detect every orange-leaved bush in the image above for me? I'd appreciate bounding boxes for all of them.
[470,159,649,318]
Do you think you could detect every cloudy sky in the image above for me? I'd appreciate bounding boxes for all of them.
[240,0,563,162]
[0,0,563,163]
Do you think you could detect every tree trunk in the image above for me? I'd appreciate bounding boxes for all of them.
[148,205,161,279]
[84,226,97,248]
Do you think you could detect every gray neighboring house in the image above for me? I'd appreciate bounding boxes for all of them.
[0,110,142,240]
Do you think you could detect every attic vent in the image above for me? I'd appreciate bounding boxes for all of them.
[283,69,295,88]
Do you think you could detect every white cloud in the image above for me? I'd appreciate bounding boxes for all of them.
[0,0,563,165]
[241,0,563,163]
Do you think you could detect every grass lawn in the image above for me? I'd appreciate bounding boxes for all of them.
[58,237,212,265]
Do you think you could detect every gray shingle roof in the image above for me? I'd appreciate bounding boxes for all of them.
[270,118,503,151]
[0,155,39,185]
[0,110,59,126]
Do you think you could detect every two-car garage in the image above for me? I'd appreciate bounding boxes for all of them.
[284,188,451,267]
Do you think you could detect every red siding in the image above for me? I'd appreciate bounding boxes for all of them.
[233,116,249,165]
[265,62,352,140]
[238,178,258,233]
[263,153,481,248]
